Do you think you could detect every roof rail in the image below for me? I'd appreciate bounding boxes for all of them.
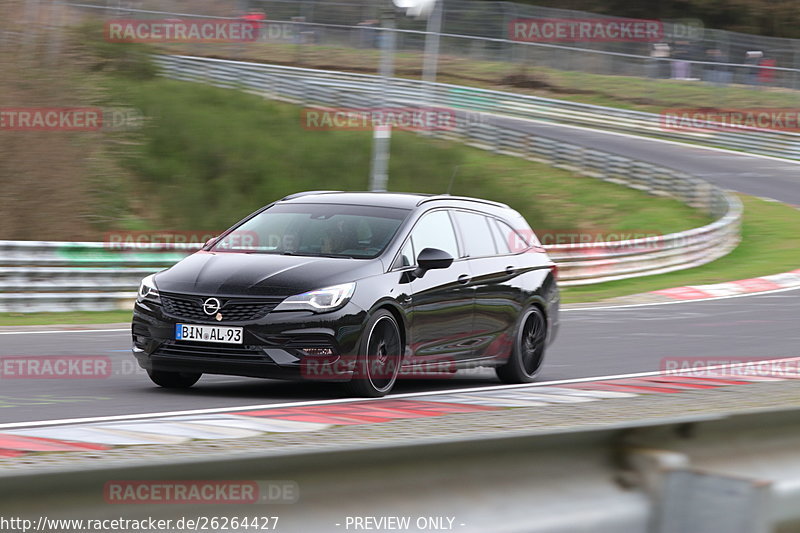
[279,190,342,201]
[416,195,510,209]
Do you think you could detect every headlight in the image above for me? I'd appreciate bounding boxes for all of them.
[274,282,355,313]
[137,274,160,303]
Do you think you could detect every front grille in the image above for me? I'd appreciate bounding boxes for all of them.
[160,293,284,322]
[154,341,267,360]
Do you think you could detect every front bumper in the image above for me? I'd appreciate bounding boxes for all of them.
[132,298,368,382]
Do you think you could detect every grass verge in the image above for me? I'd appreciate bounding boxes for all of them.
[107,77,709,235]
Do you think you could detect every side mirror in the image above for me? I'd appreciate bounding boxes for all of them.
[413,247,453,278]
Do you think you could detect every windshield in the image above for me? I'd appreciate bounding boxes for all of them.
[211,203,411,259]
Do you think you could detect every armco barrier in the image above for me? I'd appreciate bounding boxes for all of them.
[58,2,800,160]
[0,57,742,311]
[0,241,196,312]
[165,43,800,160]
[4,407,800,532]
[154,52,799,161]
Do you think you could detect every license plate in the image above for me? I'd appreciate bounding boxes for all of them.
[175,324,243,344]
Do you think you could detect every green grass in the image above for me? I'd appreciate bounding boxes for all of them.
[106,77,709,236]
[561,195,800,303]
[0,311,132,326]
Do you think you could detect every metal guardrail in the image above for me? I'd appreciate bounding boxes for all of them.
[14,2,799,159]
[47,3,800,160]
[0,56,742,311]
[230,56,800,160]
[155,53,800,161]
[0,242,195,312]
[4,407,800,532]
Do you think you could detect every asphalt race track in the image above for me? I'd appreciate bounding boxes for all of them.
[491,114,800,205]
[1,289,799,425]
[1,118,798,426]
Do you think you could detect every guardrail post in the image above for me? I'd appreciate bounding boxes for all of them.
[626,448,771,533]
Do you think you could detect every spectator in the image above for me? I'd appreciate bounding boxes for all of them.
[758,57,777,85]
[744,50,763,85]
[357,19,380,49]
[240,10,267,41]
[704,48,727,86]
[671,40,691,79]
[649,43,670,79]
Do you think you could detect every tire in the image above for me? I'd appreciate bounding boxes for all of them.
[147,369,202,389]
[346,310,403,398]
[495,306,547,384]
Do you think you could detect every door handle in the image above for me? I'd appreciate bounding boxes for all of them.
[457,274,471,284]
[505,265,516,275]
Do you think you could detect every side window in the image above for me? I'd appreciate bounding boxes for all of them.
[496,219,532,253]
[454,211,496,258]
[489,219,511,254]
[410,210,459,261]
[394,239,415,269]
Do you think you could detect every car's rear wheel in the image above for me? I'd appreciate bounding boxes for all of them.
[346,310,403,398]
[147,369,202,389]
[495,306,547,384]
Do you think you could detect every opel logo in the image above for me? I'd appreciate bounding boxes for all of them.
[202,298,222,316]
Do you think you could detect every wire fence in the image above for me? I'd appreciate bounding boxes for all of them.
[62,0,800,91]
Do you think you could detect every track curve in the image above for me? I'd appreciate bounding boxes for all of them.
[1,113,798,426]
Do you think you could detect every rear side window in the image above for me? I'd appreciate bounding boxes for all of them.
[496,219,533,253]
[409,210,459,260]
[489,219,511,254]
[453,211,496,258]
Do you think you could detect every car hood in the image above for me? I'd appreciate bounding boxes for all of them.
[154,251,383,297]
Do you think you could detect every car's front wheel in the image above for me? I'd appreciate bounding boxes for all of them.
[147,369,202,389]
[346,310,403,398]
[495,306,547,384]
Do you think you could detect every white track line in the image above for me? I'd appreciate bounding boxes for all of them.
[0,328,128,335]
[1,356,797,431]
[564,285,800,311]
